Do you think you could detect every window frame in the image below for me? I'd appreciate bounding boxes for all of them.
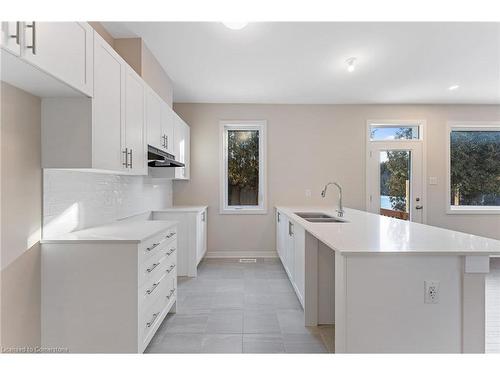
[367,120,425,142]
[219,120,267,215]
[446,121,500,214]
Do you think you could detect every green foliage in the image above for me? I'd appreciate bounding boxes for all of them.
[379,128,412,212]
[450,131,500,206]
[227,130,259,205]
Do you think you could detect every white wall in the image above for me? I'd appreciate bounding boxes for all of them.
[173,103,500,257]
[43,171,173,238]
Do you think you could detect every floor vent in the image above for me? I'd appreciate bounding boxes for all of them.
[239,258,257,263]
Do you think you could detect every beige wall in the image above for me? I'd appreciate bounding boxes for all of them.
[141,42,174,107]
[89,23,174,107]
[173,103,500,256]
[1,82,42,349]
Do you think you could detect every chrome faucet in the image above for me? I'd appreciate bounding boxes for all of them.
[321,182,344,217]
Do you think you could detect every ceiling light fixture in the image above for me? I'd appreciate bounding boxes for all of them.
[346,57,357,73]
[222,22,248,30]
[448,84,460,91]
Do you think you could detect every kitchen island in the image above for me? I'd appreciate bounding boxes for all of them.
[275,206,500,353]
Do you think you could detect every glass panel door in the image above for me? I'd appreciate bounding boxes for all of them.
[379,150,411,221]
[367,141,423,223]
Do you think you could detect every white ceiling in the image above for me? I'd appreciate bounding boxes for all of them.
[102,22,500,104]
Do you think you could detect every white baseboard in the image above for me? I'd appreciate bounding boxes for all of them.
[205,250,278,259]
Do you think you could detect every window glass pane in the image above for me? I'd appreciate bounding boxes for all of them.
[227,129,259,206]
[379,150,411,220]
[370,125,419,140]
[450,130,500,207]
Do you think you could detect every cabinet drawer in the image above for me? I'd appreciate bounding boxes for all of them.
[139,276,176,349]
[139,227,177,265]
[139,242,177,288]
[139,262,177,312]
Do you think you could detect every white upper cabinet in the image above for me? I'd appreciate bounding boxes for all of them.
[147,86,175,156]
[161,103,175,154]
[173,114,190,180]
[124,67,147,175]
[42,31,147,175]
[1,22,22,56]
[146,88,163,150]
[92,32,125,171]
[22,22,93,96]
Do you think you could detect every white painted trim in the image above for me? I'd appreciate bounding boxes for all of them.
[465,256,490,274]
[205,251,278,259]
[219,120,268,215]
[446,122,500,215]
[365,119,427,224]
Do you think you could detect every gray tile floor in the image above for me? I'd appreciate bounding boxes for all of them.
[145,258,334,353]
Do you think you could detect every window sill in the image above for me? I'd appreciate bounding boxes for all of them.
[219,208,268,215]
[447,206,500,215]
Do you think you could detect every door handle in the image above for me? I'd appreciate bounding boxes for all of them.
[10,22,20,45]
[26,22,36,54]
[415,205,423,210]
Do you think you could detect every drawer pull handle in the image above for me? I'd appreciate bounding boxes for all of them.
[146,312,160,328]
[146,281,160,295]
[166,232,176,239]
[146,262,160,273]
[146,243,160,252]
[166,248,175,256]
[166,264,176,274]
[166,288,176,300]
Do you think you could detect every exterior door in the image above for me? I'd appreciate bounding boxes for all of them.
[366,123,425,223]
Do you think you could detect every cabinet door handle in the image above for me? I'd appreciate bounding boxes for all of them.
[166,232,176,239]
[146,242,160,252]
[26,22,36,54]
[146,281,160,295]
[166,264,176,274]
[146,262,160,273]
[10,22,20,45]
[127,149,133,168]
[122,148,128,168]
[288,222,294,236]
[277,212,281,223]
[201,212,205,222]
[166,288,176,300]
[146,312,159,328]
[166,248,175,256]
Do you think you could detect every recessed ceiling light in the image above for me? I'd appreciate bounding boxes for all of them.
[448,84,460,91]
[346,57,357,73]
[222,22,248,30]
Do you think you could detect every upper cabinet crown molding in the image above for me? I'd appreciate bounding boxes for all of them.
[1,21,93,97]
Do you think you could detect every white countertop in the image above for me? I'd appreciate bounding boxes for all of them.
[41,220,177,244]
[154,206,208,213]
[276,206,500,255]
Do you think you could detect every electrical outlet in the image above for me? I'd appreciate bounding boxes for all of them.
[424,280,440,304]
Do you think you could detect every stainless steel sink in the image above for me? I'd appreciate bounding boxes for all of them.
[294,212,348,223]
[294,212,334,219]
[304,217,347,223]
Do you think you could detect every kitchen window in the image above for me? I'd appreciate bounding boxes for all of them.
[447,123,500,214]
[219,121,267,214]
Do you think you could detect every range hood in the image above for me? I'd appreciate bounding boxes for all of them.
[148,145,185,168]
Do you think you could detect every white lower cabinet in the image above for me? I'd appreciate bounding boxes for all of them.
[41,225,178,353]
[152,208,207,277]
[276,209,305,308]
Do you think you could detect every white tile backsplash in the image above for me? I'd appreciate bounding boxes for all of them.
[43,170,173,238]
